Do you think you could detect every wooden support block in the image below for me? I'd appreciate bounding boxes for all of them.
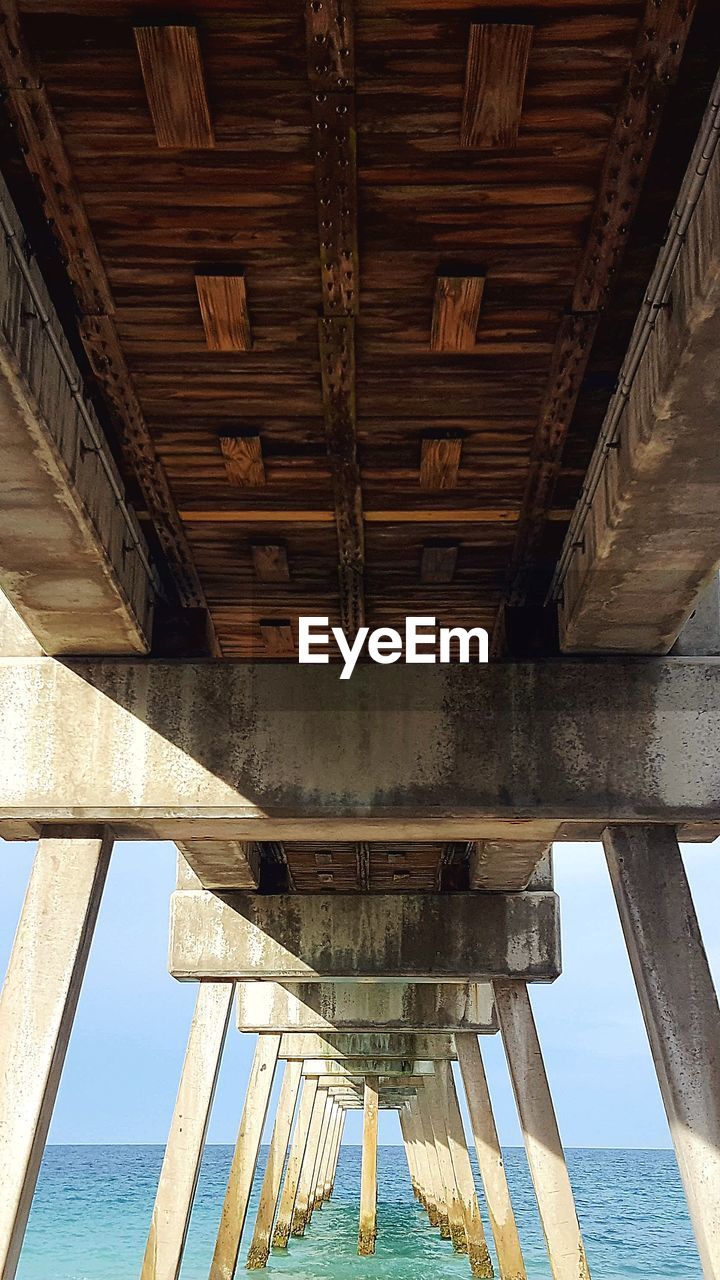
[460,24,533,149]
[260,620,294,656]
[134,26,214,150]
[420,437,462,490]
[421,541,459,585]
[251,542,289,582]
[219,435,265,488]
[431,274,485,352]
[195,274,251,352]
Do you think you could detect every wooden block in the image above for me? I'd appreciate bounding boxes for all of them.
[260,620,294,656]
[134,26,214,150]
[420,542,459,585]
[419,437,462,490]
[460,24,533,149]
[220,435,265,488]
[431,274,485,352]
[195,274,251,352]
[251,542,289,582]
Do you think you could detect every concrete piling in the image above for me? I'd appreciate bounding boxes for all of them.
[246,1059,302,1270]
[0,832,113,1280]
[272,1078,319,1250]
[456,1033,527,1280]
[358,1077,379,1256]
[209,1034,280,1280]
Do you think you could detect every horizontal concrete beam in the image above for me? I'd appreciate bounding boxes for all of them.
[3,659,720,840]
[302,1061,436,1078]
[558,91,720,654]
[278,1034,457,1061]
[0,176,154,655]
[169,891,560,982]
[236,981,497,1033]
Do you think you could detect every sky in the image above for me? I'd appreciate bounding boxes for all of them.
[1,837,718,1149]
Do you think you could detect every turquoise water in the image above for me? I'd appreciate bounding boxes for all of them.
[18,1145,699,1280]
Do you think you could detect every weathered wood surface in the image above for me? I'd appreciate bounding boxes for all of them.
[460,24,533,149]
[196,275,252,352]
[430,274,485,352]
[1,0,707,655]
[134,25,214,150]
[219,434,265,487]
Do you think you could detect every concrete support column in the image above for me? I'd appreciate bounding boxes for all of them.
[307,1093,333,1221]
[440,1061,494,1278]
[399,1108,419,1199]
[291,1088,328,1237]
[209,1033,280,1280]
[246,1058,302,1270]
[272,1077,318,1250]
[494,981,590,1280]
[426,1075,467,1254]
[0,830,112,1280]
[330,1108,345,1198]
[456,1032,526,1280]
[416,1091,446,1231]
[603,824,720,1279]
[358,1077,379,1256]
[311,1100,336,1212]
[322,1106,342,1200]
[141,983,235,1280]
[409,1100,433,1213]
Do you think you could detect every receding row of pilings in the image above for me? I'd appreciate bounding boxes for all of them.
[134,992,588,1280]
[1,826,720,1279]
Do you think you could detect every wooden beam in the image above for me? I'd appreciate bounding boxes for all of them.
[319,316,364,632]
[251,542,289,582]
[430,274,485,352]
[420,542,458,585]
[356,842,371,890]
[420,437,463,490]
[178,508,526,524]
[219,435,265,488]
[0,7,216,636]
[496,0,697,634]
[312,91,359,316]
[306,0,354,91]
[260,620,294,656]
[460,24,533,149]
[195,274,251,352]
[307,0,364,636]
[133,26,214,150]
[572,0,696,313]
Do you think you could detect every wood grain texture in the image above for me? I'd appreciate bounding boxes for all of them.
[4,0,703,661]
[460,25,533,149]
[219,436,266,488]
[319,316,364,632]
[572,0,697,313]
[134,26,214,150]
[251,542,290,582]
[420,542,458,585]
[431,274,485,352]
[312,91,359,316]
[306,0,354,91]
[260,620,294,656]
[196,275,251,351]
[419,438,463,490]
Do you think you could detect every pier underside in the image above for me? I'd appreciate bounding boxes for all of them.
[1,1,720,1277]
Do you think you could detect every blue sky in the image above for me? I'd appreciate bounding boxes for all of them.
[1,838,718,1148]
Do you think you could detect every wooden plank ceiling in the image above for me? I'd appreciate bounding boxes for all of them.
[0,0,706,660]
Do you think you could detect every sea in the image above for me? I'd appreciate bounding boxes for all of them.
[17,1145,699,1280]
